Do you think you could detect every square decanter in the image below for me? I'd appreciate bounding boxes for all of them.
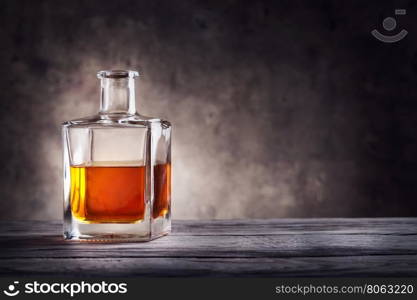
[62,70,171,241]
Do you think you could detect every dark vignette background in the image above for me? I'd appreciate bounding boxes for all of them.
[0,0,417,220]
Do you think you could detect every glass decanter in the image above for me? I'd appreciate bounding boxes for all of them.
[62,70,171,241]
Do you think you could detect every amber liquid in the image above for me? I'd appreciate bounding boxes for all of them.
[153,163,171,218]
[70,163,171,223]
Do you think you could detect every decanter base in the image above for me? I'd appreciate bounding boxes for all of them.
[64,219,170,242]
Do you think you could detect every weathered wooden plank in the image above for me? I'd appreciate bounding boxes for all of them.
[1,218,417,237]
[0,219,416,277]
[0,255,416,277]
[0,231,416,259]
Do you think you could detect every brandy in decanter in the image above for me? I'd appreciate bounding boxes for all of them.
[62,70,171,241]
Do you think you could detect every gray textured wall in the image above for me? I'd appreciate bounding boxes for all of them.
[1,0,417,220]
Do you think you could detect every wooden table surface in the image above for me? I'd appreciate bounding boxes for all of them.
[0,218,416,277]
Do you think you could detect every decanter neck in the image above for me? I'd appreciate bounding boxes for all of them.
[98,70,139,115]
